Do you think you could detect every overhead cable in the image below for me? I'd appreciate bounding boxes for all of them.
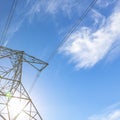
[0,0,18,46]
[29,0,98,93]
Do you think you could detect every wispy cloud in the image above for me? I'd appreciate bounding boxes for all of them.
[60,1,120,69]
[5,0,82,45]
[26,0,81,19]
[46,0,78,17]
[5,18,24,46]
[91,9,106,27]
[88,103,120,120]
[26,0,42,21]
[97,0,117,8]
[3,0,32,46]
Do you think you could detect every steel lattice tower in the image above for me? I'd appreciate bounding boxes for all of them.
[0,46,48,120]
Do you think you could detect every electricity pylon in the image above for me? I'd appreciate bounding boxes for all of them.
[0,46,48,120]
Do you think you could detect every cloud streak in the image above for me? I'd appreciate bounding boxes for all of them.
[60,1,120,69]
[5,0,82,45]
[26,0,82,20]
[88,103,120,120]
[97,0,117,8]
[89,110,120,120]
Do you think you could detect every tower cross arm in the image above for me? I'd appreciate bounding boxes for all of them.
[23,52,48,72]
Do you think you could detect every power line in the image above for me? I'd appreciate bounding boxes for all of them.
[0,0,37,46]
[29,0,98,93]
[47,0,98,62]
[29,72,41,93]
[0,0,18,46]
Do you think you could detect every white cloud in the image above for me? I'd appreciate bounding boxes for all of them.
[89,110,120,120]
[105,40,120,63]
[60,2,120,69]
[26,1,42,22]
[5,19,24,46]
[4,0,80,46]
[91,9,106,27]
[88,103,120,120]
[26,0,81,19]
[46,0,61,14]
[46,0,77,17]
[97,0,117,8]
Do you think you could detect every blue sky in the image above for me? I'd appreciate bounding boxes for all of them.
[1,0,120,120]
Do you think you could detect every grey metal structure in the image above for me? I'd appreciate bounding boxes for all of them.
[0,46,48,120]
